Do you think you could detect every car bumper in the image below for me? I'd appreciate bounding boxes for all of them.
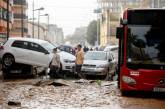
[63,63,75,72]
[81,67,107,75]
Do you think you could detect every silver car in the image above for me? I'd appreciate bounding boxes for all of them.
[81,51,116,79]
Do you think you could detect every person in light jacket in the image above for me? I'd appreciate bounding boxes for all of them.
[49,48,61,78]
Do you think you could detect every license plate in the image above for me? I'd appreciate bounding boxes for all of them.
[153,87,165,92]
[83,68,93,72]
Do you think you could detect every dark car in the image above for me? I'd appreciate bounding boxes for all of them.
[58,45,75,55]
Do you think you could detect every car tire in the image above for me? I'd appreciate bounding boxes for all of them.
[121,90,128,96]
[2,68,10,79]
[104,67,112,81]
[104,71,110,81]
[2,54,15,68]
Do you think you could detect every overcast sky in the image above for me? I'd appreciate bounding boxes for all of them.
[28,0,97,36]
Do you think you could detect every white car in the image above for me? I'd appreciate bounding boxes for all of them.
[104,45,118,62]
[81,51,116,79]
[0,37,75,74]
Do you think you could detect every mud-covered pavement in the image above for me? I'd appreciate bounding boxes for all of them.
[0,74,165,109]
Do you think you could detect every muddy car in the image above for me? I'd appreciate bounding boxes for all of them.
[81,51,116,79]
[0,37,75,77]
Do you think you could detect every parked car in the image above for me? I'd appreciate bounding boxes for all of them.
[58,45,75,55]
[81,51,116,80]
[0,37,75,76]
[104,45,118,52]
[104,45,118,62]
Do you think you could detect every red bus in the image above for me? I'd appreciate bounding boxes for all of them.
[116,9,165,94]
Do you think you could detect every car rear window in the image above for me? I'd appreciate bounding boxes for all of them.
[11,40,28,49]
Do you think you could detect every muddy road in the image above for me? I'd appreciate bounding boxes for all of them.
[0,73,165,109]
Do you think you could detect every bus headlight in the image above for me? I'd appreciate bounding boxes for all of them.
[122,76,136,85]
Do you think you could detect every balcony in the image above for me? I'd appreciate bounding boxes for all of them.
[13,27,28,33]
[13,0,27,5]
[13,0,28,7]
[13,13,27,19]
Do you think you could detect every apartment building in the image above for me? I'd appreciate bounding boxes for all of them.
[153,0,165,8]
[98,0,150,46]
[10,0,28,37]
[0,0,13,42]
[27,21,46,40]
[47,24,64,44]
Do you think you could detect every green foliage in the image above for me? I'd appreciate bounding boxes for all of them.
[96,80,102,86]
[86,20,99,46]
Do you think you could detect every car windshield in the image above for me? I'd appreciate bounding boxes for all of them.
[85,52,107,60]
[41,42,55,52]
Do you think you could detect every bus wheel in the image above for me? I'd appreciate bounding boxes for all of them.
[121,90,126,96]
[117,75,120,88]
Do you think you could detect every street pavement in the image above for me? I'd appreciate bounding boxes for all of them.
[0,73,165,109]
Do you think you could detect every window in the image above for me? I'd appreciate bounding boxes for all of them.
[12,40,28,49]
[0,8,2,18]
[29,42,47,53]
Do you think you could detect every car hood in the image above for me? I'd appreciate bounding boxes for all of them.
[58,51,75,60]
[83,60,108,66]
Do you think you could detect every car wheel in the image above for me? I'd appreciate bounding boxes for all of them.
[104,67,112,81]
[121,90,128,96]
[104,70,110,81]
[2,68,10,79]
[32,67,38,78]
[2,54,15,68]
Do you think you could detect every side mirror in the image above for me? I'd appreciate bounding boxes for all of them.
[108,58,112,62]
[133,39,146,48]
[44,50,50,54]
[121,19,128,25]
[116,27,123,39]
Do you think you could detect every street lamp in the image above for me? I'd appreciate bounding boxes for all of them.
[39,14,49,40]
[94,8,101,46]
[7,0,9,40]
[33,7,44,39]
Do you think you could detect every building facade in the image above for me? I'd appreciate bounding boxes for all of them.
[0,0,13,41]
[153,0,165,8]
[10,0,28,37]
[27,21,46,40]
[98,0,151,46]
[47,24,64,44]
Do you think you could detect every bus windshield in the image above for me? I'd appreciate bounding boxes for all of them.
[126,10,165,68]
[127,26,165,65]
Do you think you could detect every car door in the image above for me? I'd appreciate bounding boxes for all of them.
[108,53,116,75]
[11,40,30,65]
[27,42,52,67]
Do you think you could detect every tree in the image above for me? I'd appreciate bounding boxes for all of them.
[86,20,99,46]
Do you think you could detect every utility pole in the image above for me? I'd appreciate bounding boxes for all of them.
[33,7,44,39]
[32,0,34,38]
[38,10,40,39]
[7,0,9,40]
[21,0,24,37]
[158,0,160,8]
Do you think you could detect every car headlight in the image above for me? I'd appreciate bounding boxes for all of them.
[64,59,75,63]
[122,76,136,85]
[96,65,107,68]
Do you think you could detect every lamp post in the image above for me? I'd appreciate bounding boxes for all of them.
[33,7,44,39]
[32,0,34,38]
[94,8,101,46]
[21,0,24,37]
[7,0,9,40]
[39,14,49,40]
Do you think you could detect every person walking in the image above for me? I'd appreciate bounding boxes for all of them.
[75,44,85,79]
[49,48,61,78]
